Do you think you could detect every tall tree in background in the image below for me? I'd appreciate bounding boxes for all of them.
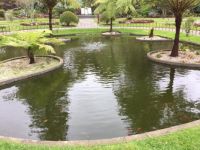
[167,0,199,57]
[95,0,136,32]
[41,0,59,30]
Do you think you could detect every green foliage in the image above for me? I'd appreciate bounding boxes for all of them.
[60,11,79,26]
[0,9,5,18]
[184,17,195,36]
[100,12,115,24]
[0,30,63,63]
[4,10,14,21]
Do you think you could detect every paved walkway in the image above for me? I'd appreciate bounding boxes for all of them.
[77,18,98,28]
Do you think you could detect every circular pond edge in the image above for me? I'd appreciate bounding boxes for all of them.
[0,55,64,87]
[136,36,172,42]
[147,50,200,69]
[0,120,199,146]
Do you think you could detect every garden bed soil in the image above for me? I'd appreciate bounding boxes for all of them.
[102,31,121,36]
[136,36,171,41]
[0,56,63,86]
[147,50,200,68]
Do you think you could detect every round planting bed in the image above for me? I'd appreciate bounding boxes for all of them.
[147,50,200,69]
[102,31,121,36]
[136,36,172,42]
[0,55,63,87]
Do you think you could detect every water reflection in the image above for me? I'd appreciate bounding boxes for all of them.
[0,36,199,141]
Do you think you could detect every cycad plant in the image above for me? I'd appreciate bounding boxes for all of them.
[166,0,199,57]
[95,0,136,32]
[0,30,62,64]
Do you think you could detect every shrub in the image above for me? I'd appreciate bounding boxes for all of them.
[0,9,5,18]
[5,10,14,21]
[60,11,79,26]
[185,17,195,36]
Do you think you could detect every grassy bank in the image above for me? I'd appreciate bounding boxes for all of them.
[0,126,200,150]
[53,28,200,45]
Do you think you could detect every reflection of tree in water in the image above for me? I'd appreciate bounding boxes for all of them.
[16,69,73,141]
[64,36,125,83]
[114,57,200,135]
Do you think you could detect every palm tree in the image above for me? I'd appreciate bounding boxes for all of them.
[166,0,199,57]
[41,0,80,30]
[0,30,62,64]
[40,0,58,30]
[94,0,136,32]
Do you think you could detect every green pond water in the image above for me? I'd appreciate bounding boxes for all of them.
[0,35,200,141]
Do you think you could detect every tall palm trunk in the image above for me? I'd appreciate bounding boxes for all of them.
[110,18,113,32]
[170,15,182,57]
[48,7,53,30]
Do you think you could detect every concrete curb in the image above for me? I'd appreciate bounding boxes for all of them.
[136,36,173,42]
[147,50,200,69]
[0,55,63,87]
[0,120,199,146]
[101,31,121,36]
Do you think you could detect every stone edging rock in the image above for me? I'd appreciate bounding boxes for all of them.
[0,119,199,146]
[0,55,63,87]
[147,50,200,69]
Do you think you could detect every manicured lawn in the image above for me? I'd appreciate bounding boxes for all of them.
[0,126,199,150]
[53,28,200,45]
[98,17,200,30]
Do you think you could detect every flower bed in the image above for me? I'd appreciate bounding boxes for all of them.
[119,20,154,24]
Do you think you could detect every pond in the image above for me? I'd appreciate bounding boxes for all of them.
[0,35,200,141]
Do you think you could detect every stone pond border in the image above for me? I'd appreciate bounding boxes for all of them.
[0,55,64,87]
[0,119,199,146]
[147,50,200,69]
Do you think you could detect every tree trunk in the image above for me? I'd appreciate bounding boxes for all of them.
[170,15,182,57]
[48,7,53,30]
[27,48,35,64]
[110,18,113,32]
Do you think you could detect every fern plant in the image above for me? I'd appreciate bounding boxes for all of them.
[0,30,62,64]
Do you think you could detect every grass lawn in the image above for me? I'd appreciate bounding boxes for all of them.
[53,28,200,45]
[0,126,200,150]
[98,17,200,30]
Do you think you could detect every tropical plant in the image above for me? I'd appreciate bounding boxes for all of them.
[95,0,136,32]
[0,9,5,18]
[166,0,199,57]
[4,10,14,21]
[149,28,154,38]
[60,11,79,26]
[40,0,80,30]
[0,30,62,64]
[40,0,58,30]
[184,17,195,36]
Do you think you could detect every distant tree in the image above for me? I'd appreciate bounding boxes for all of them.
[0,0,17,10]
[95,0,136,32]
[40,0,59,30]
[166,0,199,57]
[40,0,80,30]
